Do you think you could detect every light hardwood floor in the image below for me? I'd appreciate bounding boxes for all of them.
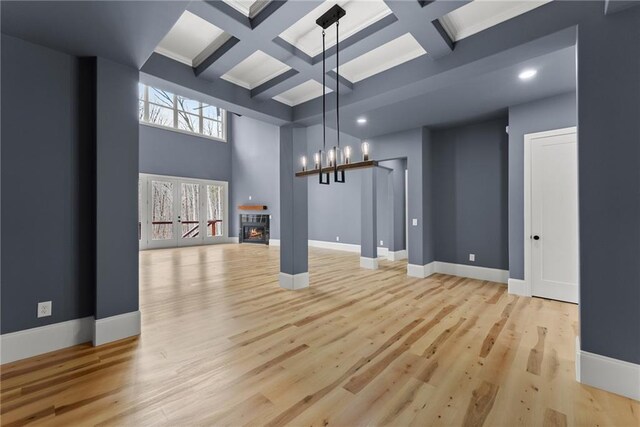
[1,244,638,426]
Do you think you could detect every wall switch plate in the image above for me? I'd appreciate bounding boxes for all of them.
[336,236,340,242]
[412,218,418,226]
[380,240,384,246]
[469,254,475,262]
[38,301,52,318]
[249,195,252,200]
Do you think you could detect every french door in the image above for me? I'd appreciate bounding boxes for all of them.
[139,174,228,250]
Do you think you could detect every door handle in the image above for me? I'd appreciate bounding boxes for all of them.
[532,235,540,240]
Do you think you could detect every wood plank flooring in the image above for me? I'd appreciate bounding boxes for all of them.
[1,244,638,426]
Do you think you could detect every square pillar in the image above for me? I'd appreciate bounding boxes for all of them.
[361,167,378,269]
[279,126,309,289]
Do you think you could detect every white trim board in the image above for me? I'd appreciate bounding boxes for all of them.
[508,278,531,296]
[307,240,398,260]
[407,262,435,278]
[388,250,407,261]
[1,317,94,364]
[576,337,640,401]
[407,261,508,283]
[308,240,360,253]
[279,272,309,290]
[94,311,141,346]
[360,257,379,270]
[435,262,508,283]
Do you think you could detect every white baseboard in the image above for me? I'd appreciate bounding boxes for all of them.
[407,262,435,278]
[576,336,640,401]
[0,317,94,364]
[227,236,239,243]
[279,272,309,290]
[94,311,141,346]
[508,278,531,296]
[435,262,508,284]
[308,239,360,253]
[308,240,405,262]
[360,257,379,270]
[387,250,407,261]
[269,238,280,246]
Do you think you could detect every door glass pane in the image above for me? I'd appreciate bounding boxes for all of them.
[181,183,200,239]
[206,185,224,237]
[151,180,174,240]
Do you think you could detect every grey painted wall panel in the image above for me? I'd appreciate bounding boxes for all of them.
[508,92,576,279]
[306,125,362,245]
[375,167,390,249]
[1,35,94,333]
[577,9,640,365]
[361,168,378,259]
[432,118,509,270]
[368,127,431,266]
[139,124,232,182]
[230,115,280,239]
[279,126,308,275]
[95,57,139,319]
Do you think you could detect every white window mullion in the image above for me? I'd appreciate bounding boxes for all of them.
[173,94,178,129]
[144,84,149,122]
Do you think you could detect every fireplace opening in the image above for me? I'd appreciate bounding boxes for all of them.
[239,214,269,245]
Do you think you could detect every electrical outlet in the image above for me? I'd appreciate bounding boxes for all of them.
[412,218,418,226]
[336,236,340,242]
[38,301,52,318]
[469,254,475,262]
[380,240,384,246]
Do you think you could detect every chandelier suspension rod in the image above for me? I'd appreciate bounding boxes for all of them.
[336,21,340,150]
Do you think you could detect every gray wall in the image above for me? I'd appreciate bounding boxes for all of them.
[432,118,509,270]
[95,57,139,319]
[368,127,432,266]
[139,123,232,182]
[507,92,576,279]
[1,35,94,333]
[139,113,281,240]
[306,125,363,245]
[577,8,640,365]
[230,115,280,239]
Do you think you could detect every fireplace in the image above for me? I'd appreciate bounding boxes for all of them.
[239,214,270,245]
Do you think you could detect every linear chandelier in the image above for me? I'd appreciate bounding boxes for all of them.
[296,5,377,184]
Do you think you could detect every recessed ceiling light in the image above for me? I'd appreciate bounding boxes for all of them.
[357,117,367,124]
[519,69,537,80]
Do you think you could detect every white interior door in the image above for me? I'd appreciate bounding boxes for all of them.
[527,128,579,303]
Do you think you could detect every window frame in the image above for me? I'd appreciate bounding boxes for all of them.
[139,84,227,142]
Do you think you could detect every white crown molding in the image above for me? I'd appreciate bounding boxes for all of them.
[193,33,232,68]
[508,278,531,297]
[154,46,194,67]
[441,1,552,42]
[0,317,94,364]
[279,272,309,290]
[576,336,640,401]
[360,257,379,270]
[94,311,141,346]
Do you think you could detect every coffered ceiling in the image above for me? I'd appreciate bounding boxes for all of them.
[146,0,577,112]
[2,0,612,131]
